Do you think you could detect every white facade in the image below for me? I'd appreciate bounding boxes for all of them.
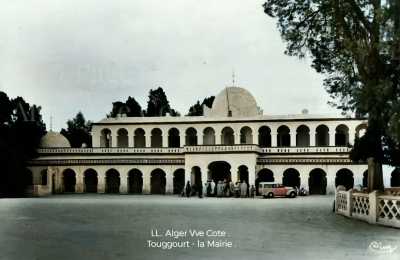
[27,87,369,196]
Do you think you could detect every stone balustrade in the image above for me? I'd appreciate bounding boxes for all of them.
[38,146,351,155]
[336,189,400,229]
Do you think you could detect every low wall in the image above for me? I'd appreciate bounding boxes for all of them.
[336,189,400,229]
[25,185,51,197]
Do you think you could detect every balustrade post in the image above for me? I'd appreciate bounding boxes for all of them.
[346,189,353,217]
[368,191,378,224]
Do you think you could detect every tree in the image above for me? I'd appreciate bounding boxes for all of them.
[187,96,215,116]
[0,92,46,197]
[145,87,180,116]
[61,112,92,148]
[108,96,143,117]
[263,0,400,191]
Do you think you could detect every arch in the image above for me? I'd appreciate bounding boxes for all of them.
[40,169,48,186]
[173,169,185,194]
[221,127,234,145]
[355,123,367,138]
[296,125,310,147]
[315,124,329,146]
[134,128,146,148]
[185,127,197,146]
[84,168,98,193]
[258,126,271,147]
[191,166,202,191]
[105,169,120,194]
[151,128,163,148]
[240,126,253,144]
[277,125,290,147]
[335,168,354,190]
[283,168,300,188]
[128,169,143,194]
[208,161,231,183]
[335,124,349,146]
[63,168,76,193]
[391,168,400,187]
[168,128,180,148]
[151,169,166,194]
[256,169,274,195]
[308,169,327,195]
[117,128,129,147]
[203,127,216,145]
[100,128,112,148]
[238,165,249,184]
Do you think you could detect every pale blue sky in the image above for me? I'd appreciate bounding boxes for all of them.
[0,0,339,130]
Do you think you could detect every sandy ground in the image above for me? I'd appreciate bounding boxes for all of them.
[0,195,399,260]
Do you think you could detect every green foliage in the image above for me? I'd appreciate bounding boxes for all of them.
[145,87,180,117]
[187,96,215,116]
[108,96,143,117]
[263,0,400,166]
[61,112,92,148]
[0,91,46,197]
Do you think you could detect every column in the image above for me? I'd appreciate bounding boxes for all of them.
[234,133,240,145]
[329,127,336,146]
[252,132,258,145]
[180,135,185,148]
[143,169,151,194]
[248,165,256,187]
[348,128,356,145]
[309,129,316,146]
[76,172,84,193]
[290,127,296,147]
[162,134,168,148]
[326,169,336,195]
[166,171,174,194]
[97,173,105,193]
[197,133,203,145]
[271,133,277,147]
[120,173,128,194]
[215,132,222,145]
[111,133,118,148]
[128,133,134,147]
[145,134,152,148]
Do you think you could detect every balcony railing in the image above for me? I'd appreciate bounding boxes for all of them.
[38,145,351,154]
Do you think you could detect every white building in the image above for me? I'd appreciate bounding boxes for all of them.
[27,87,370,196]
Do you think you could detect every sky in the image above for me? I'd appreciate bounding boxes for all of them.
[0,0,340,131]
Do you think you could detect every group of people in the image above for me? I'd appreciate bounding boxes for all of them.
[182,179,256,198]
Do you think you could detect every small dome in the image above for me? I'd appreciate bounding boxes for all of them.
[206,87,260,117]
[40,131,71,148]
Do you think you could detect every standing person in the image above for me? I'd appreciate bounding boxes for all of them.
[250,185,256,198]
[185,181,191,198]
[234,182,240,198]
[204,182,209,197]
[210,180,216,197]
[217,181,223,197]
[229,181,234,197]
[223,179,229,197]
[240,181,248,198]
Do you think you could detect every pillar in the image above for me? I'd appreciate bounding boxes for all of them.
[326,169,336,195]
[348,128,356,145]
[76,173,84,193]
[310,129,316,147]
[252,131,258,145]
[197,134,203,145]
[234,133,240,145]
[145,134,151,148]
[271,133,277,147]
[329,128,335,146]
[162,134,168,148]
[290,128,296,147]
[215,132,222,145]
[143,170,151,194]
[111,133,118,148]
[248,165,256,187]
[97,173,105,193]
[128,133,134,147]
[166,171,173,194]
[180,135,185,148]
[120,174,128,194]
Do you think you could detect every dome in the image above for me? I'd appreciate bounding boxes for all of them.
[205,87,261,117]
[39,131,71,148]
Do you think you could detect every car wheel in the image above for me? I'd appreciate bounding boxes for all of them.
[267,192,274,198]
[289,192,296,198]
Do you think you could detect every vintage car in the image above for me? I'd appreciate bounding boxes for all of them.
[258,182,297,198]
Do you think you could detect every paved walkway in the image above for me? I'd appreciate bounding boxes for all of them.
[0,195,399,260]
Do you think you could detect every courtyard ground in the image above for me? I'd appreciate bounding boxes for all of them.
[0,195,399,260]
